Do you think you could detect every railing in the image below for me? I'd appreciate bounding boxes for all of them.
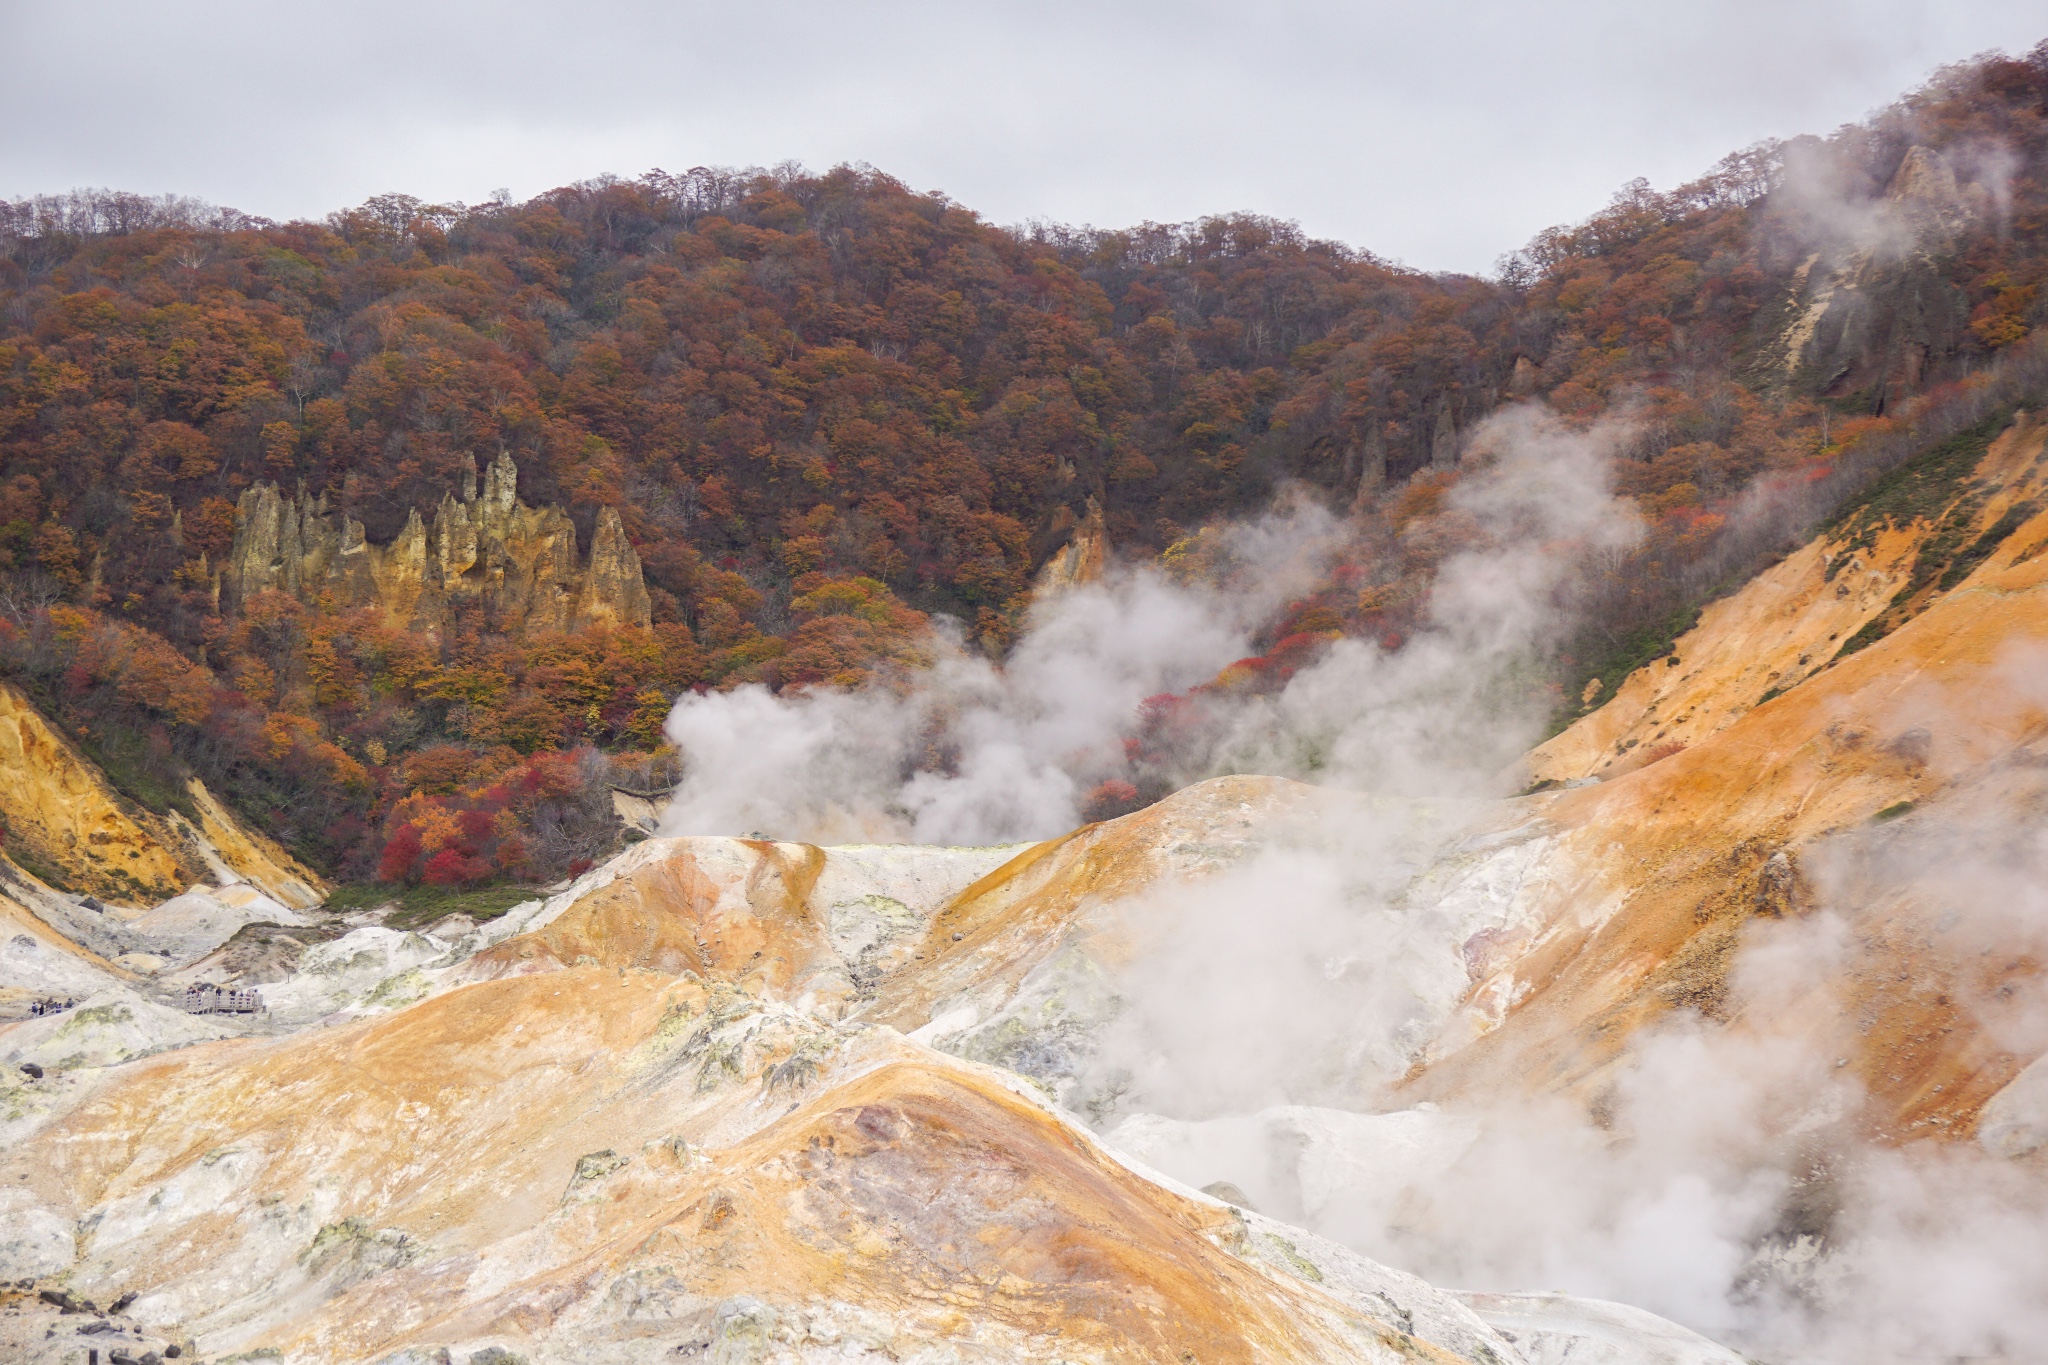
[182,985,264,1015]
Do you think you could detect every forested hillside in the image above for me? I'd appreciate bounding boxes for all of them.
[1,46,2044,885]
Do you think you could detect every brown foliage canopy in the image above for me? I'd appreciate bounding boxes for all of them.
[0,49,2043,882]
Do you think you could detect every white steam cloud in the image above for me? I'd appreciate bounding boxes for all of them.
[1089,656,2048,1361]
[660,404,1638,842]
[1772,132,2022,262]
[660,513,1322,843]
[1197,406,1640,796]
[660,400,2048,1361]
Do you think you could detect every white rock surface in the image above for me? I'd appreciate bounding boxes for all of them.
[906,1004,980,1046]
[1107,1103,1481,1230]
[0,985,234,1072]
[0,925,122,999]
[0,865,145,962]
[1232,1206,1526,1365]
[1978,1050,2048,1158]
[1455,1292,1751,1365]
[258,926,455,1023]
[125,886,309,964]
[0,986,239,1150]
[0,1188,73,1279]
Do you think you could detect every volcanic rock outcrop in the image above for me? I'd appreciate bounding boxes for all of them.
[0,681,325,908]
[1772,142,1998,404]
[1030,497,1107,605]
[223,450,652,635]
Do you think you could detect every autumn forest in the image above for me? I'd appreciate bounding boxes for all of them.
[2,48,2046,892]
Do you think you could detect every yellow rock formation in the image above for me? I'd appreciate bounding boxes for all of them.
[223,450,652,635]
[0,684,189,902]
[0,683,329,910]
[175,779,325,911]
[1435,413,2048,1137]
[1526,526,1922,782]
[1029,496,1107,605]
[1531,414,2048,783]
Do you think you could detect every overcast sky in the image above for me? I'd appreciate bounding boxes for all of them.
[2,1,2042,274]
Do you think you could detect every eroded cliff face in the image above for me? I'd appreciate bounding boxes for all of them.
[223,451,652,635]
[1770,142,1996,404]
[1531,417,2048,784]
[173,780,327,912]
[0,682,327,911]
[1029,497,1107,605]
[0,685,190,903]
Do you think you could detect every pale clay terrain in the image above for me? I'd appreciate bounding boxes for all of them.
[6,418,2048,1363]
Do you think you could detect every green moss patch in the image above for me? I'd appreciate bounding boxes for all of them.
[323,881,545,930]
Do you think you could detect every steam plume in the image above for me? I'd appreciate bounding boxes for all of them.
[661,400,2048,1361]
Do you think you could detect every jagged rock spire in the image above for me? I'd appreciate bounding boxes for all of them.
[222,463,649,634]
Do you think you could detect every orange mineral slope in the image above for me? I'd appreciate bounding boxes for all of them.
[4,949,1516,1364]
[458,772,1327,1038]
[1418,413,2048,1138]
[0,679,327,910]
